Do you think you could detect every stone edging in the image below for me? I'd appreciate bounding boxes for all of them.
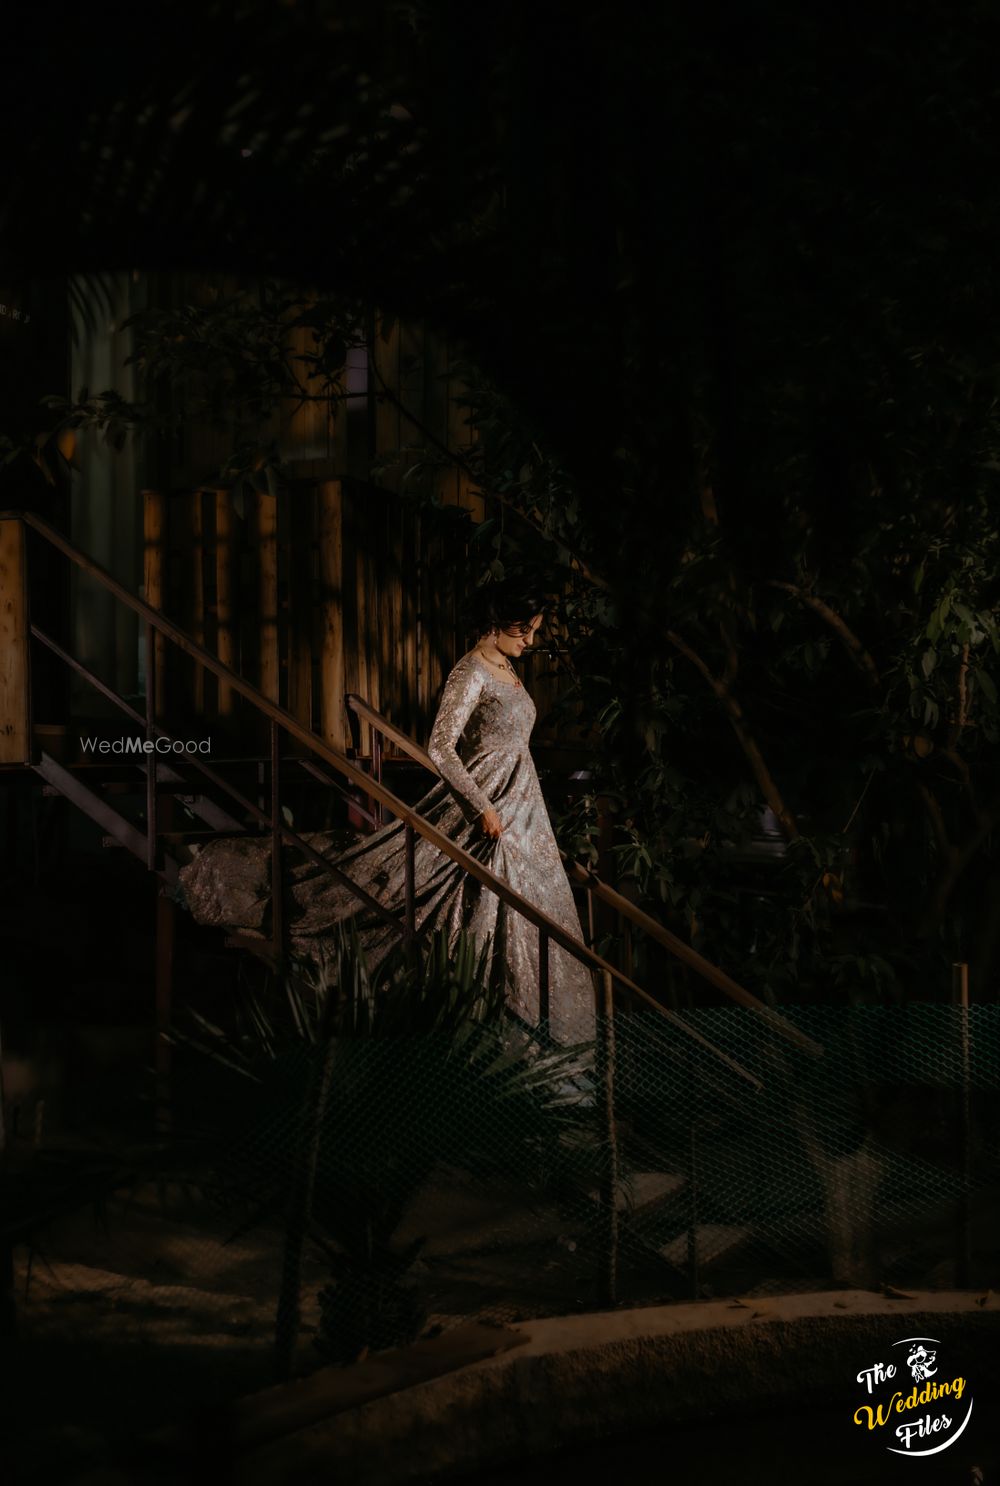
[229,1290,1000,1486]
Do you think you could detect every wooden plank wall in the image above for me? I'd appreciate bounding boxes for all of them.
[0,516,30,764]
[141,306,580,758]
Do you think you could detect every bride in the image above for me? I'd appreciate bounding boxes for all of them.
[177,581,597,1050]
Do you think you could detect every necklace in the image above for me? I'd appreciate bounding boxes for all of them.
[475,644,521,687]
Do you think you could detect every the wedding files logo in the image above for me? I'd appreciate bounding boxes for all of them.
[853,1336,974,1457]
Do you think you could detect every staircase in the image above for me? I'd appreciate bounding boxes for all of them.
[1,509,824,1300]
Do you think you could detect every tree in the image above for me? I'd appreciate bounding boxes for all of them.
[5,0,1000,1000]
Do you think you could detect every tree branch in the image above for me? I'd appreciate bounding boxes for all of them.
[367,350,610,592]
[766,580,880,687]
[924,781,1000,931]
[910,773,956,862]
[665,628,800,840]
[937,743,985,826]
[946,641,970,748]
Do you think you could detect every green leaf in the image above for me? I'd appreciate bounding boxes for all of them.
[976,669,997,705]
[469,518,497,546]
[977,611,1000,655]
[925,593,952,643]
[920,648,937,677]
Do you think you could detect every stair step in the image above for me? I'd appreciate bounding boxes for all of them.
[100,829,213,843]
[224,931,278,967]
[656,1222,753,1270]
[33,752,179,887]
[587,1170,687,1214]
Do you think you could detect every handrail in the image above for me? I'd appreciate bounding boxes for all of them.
[345,691,823,1060]
[9,509,765,1091]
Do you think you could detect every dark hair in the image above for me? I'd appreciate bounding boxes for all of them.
[461,578,550,636]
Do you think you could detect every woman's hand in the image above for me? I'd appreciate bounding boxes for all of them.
[477,807,504,839]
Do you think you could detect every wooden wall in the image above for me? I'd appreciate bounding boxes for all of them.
[144,477,478,755]
[136,301,580,758]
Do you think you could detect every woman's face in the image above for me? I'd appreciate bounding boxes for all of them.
[498,613,544,656]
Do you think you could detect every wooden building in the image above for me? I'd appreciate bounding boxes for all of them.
[5,273,584,769]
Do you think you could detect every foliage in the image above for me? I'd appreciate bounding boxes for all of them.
[167,921,601,1364]
[5,2,1000,1008]
[15,259,1000,1008]
[410,367,1000,1008]
[30,280,369,508]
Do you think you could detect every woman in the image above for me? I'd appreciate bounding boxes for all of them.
[177,582,597,1050]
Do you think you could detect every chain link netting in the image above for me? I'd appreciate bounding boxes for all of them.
[169,1000,1000,1366]
[11,1001,999,1382]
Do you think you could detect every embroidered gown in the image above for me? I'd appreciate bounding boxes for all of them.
[176,651,597,1048]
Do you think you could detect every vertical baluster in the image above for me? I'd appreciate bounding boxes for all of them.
[952,961,972,1287]
[623,916,635,1014]
[538,927,550,1027]
[258,489,279,720]
[688,1115,699,1300]
[372,725,383,827]
[598,967,618,1305]
[155,849,175,1139]
[288,483,313,743]
[317,480,345,749]
[404,822,416,941]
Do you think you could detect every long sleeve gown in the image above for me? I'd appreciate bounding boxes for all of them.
[176,651,597,1048]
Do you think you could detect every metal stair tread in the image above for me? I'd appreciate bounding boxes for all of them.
[33,751,179,886]
[585,1170,687,1214]
[656,1221,754,1269]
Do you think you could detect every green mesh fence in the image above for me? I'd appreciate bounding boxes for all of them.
[7,993,998,1483]
[183,1001,999,1369]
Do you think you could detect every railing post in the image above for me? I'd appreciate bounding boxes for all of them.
[623,918,635,1015]
[404,822,416,940]
[952,961,972,1287]
[271,718,285,964]
[6,512,774,1098]
[372,725,383,827]
[538,928,550,1027]
[154,844,175,1141]
[598,968,618,1306]
[258,488,279,755]
[318,482,345,751]
[274,989,338,1382]
[688,1114,699,1300]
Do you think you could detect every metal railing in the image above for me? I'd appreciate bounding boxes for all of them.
[9,509,788,1092]
[346,691,823,1061]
